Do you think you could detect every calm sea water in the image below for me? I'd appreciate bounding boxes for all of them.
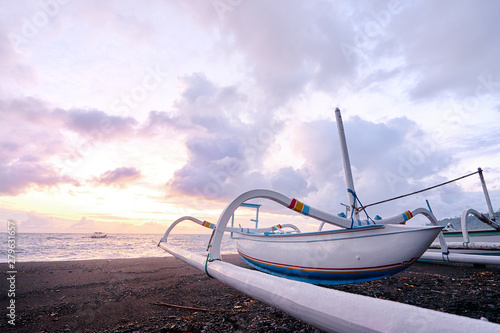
[0,233,237,263]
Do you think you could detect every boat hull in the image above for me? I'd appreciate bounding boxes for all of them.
[233,224,443,285]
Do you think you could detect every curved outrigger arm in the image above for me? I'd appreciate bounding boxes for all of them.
[461,208,500,244]
[208,189,448,260]
[158,214,300,246]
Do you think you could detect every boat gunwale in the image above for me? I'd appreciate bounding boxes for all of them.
[443,229,500,237]
[231,224,384,237]
[231,225,443,243]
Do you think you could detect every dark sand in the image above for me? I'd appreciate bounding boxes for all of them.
[1,255,499,332]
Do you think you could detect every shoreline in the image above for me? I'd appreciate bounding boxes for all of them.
[0,255,173,264]
[1,255,499,332]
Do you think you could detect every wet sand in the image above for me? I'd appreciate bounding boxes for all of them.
[1,255,499,332]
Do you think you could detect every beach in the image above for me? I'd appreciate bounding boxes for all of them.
[1,255,499,332]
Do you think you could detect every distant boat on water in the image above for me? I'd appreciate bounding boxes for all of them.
[90,232,107,239]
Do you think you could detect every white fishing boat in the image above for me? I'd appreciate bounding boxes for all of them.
[158,108,500,331]
[90,232,107,239]
[159,108,444,285]
[229,202,443,285]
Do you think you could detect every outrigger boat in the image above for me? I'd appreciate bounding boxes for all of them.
[90,232,107,239]
[158,109,500,332]
[159,109,444,285]
[427,207,500,255]
[420,168,500,264]
[422,207,500,263]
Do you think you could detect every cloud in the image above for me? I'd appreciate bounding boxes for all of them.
[16,211,64,233]
[166,73,315,201]
[0,97,138,138]
[1,0,498,230]
[0,161,79,195]
[0,96,143,196]
[141,73,248,135]
[62,108,138,139]
[182,0,500,104]
[0,98,73,195]
[93,167,141,187]
[270,166,316,198]
[13,213,168,234]
[181,1,359,105]
[378,0,500,99]
[163,73,460,211]
[0,24,37,94]
[289,115,457,216]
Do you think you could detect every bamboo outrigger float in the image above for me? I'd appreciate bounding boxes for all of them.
[158,108,500,331]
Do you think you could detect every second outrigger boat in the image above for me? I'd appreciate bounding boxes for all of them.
[160,108,444,285]
[90,232,107,239]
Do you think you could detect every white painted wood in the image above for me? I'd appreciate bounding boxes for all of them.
[420,251,500,265]
[158,243,500,333]
[335,108,357,218]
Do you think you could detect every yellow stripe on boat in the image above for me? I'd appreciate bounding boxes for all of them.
[202,221,215,229]
[289,198,310,215]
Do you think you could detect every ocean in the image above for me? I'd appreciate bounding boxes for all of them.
[0,233,237,263]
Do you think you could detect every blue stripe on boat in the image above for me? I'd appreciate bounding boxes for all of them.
[238,251,416,285]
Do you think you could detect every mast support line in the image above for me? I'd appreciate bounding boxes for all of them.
[360,170,480,212]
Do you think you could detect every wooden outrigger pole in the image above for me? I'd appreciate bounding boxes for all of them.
[159,241,498,332]
[335,108,358,219]
[478,167,497,222]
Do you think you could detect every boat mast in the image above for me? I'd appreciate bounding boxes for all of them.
[478,167,496,221]
[335,108,358,218]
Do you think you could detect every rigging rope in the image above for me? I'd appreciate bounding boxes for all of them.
[358,170,480,212]
[204,253,214,279]
[348,188,375,227]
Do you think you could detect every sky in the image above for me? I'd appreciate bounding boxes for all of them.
[1,0,499,234]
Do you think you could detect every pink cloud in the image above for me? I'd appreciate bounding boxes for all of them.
[62,108,138,139]
[0,96,145,196]
[0,161,79,195]
[94,167,141,187]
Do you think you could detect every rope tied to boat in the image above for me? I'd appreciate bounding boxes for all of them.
[204,253,214,279]
[361,170,480,209]
[347,189,376,227]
